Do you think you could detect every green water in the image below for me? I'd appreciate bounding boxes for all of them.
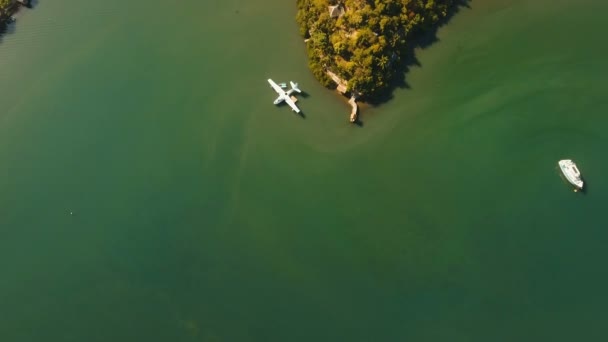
[1,0,608,340]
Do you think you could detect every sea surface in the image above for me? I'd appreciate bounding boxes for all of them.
[1,0,608,341]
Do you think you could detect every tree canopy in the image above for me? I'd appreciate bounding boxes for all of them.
[0,0,15,21]
[296,0,454,98]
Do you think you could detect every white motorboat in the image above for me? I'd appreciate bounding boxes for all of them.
[558,159,583,190]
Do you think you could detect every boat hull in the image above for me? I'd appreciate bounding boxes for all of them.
[558,160,584,190]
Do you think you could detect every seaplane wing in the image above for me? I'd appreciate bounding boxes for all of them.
[284,96,300,113]
[268,79,284,95]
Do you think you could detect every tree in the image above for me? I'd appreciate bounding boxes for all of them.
[0,0,13,17]
[296,0,456,98]
[377,55,389,70]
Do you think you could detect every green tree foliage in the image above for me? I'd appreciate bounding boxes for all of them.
[296,0,454,98]
[0,0,19,24]
[0,0,13,17]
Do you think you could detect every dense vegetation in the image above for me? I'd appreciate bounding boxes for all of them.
[0,0,18,25]
[296,0,454,98]
[0,0,14,20]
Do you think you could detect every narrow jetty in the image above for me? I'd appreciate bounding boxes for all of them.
[348,95,358,123]
[326,70,348,94]
[326,69,360,122]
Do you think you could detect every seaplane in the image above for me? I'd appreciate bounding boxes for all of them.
[267,78,302,113]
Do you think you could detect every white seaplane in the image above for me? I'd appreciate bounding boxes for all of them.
[267,78,302,113]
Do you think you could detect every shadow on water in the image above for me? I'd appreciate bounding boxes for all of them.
[0,19,17,44]
[577,185,587,195]
[366,0,472,106]
[576,176,587,195]
[298,91,310,99]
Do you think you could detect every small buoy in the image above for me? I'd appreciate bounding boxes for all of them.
[70,211,73,215]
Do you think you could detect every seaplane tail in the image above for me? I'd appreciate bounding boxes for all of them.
[289,81,301,93]
[286,85,300,96]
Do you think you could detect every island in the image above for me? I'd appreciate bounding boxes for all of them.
[296,0,456,106]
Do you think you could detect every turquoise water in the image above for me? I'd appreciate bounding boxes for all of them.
[1,0,608,340]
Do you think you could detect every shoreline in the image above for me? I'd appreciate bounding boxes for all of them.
[0,0,30,28]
